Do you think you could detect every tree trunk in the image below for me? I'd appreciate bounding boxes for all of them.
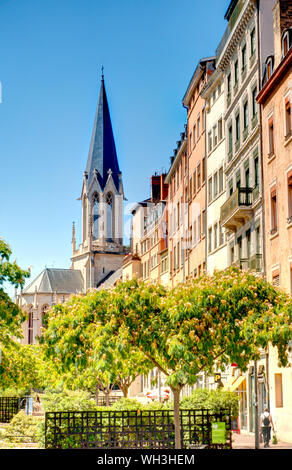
[121,385,129,398]
[171,387,182,449]
[105,389,111,406]
[95,385,99,405]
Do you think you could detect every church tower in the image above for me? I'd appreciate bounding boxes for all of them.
[71,72,126,290]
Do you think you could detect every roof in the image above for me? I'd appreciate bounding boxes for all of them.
[23,268,84,294]
[96,267,122,290]
[86,75,120,190]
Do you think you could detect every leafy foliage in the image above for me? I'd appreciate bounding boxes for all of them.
[0,411,44,447]
[180,389,239,417]
[0,239,30,346]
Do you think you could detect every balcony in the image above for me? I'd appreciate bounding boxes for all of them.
[220,187,253,232]
[252,185,260,203]
[249,254,262,272]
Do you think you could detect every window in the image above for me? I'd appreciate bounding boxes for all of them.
[282,30,290,57]
[189,176,192,200]
[228,124,233,154]
[272,271,280,287]
[235,114,240,142]
[242,44,247,71]
[202,157,206,184]
[208,177,213,203]
[267,57,273,80]
[234,59,239,85]
[214,223,218,250]
[250,27,256,56]
[193,220,197,245]
[229,179,234,196]
[218,118,223,141]
[213,124,218,147]
[254,156,259,187]
[214,172,218,198]
[275,374,283,408]
[106,193,113,240]
[287,171,292,221]
[246,229,251,259]
[202,109,206,130]
[285,97,291,138]
[218,81,222,96]
[197,214,201,241]
[202,210,206,236]
[219,167,224,193]
[193,125,196,145]
[193,169,197,194]
[245,164,250,187]
[268,116,274,156]
[208,227,212,253]
[28,306,33,345]
[270,187,277,234]
[92,193,100,240]
[197,117,201,139]
[227,73,231,95]
[219,224,224,246]
[243,101,248,129]
[208,131,212,153]
[252,87,258,116]
[197,163,201,189]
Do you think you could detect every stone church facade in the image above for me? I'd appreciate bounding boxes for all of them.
[18,74,127,344]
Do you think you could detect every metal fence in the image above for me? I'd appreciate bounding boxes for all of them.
[45,408,232,449]
[0,397,21,423]
[95,395,121,406]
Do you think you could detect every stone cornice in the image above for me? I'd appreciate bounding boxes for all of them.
[217,0,256,72]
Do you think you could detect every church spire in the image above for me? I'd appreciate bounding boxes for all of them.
[86,73,120,190]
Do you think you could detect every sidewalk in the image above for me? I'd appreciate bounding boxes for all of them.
[232,432,292,449]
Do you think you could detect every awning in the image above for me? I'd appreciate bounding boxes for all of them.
[222,376,238,392]
[228,375,246,392]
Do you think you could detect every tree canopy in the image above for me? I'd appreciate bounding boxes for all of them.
[0,239,30,346]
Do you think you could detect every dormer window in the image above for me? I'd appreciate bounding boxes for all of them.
[267,57,273,79]
[282,29,292,58]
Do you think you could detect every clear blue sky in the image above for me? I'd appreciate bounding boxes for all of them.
[0,0,230,296]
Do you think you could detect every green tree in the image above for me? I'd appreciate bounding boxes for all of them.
[41,289,152,403]
[0,344,44,392]
[96,269,292,448]
[0,239,30,346]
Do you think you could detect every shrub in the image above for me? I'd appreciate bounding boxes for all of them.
[1,411,44,447]
[180,389,239,417]
[41,390,98,412]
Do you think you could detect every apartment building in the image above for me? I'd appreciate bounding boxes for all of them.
[257,0,292,442]
[201,69,228,273]
[182,58,216,280]
[165,128,188,286]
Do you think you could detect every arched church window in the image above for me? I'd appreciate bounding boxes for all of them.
[41,304,49,330]
[28,306,33,344]
[92,193,100,240]
[106,192,113,240]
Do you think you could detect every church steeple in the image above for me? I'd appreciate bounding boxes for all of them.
[86,73,120,190]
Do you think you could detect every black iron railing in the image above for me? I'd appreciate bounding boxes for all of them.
[0,397,23,423]
[95,395,121,406]
[45,408,232,450]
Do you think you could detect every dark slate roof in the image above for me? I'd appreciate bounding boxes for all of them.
[23,268,84,294]
[97,267,122,290]
[86,76,120,190]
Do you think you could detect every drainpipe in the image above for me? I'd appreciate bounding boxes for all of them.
[254,359,260,449]
[256,0,269,445]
